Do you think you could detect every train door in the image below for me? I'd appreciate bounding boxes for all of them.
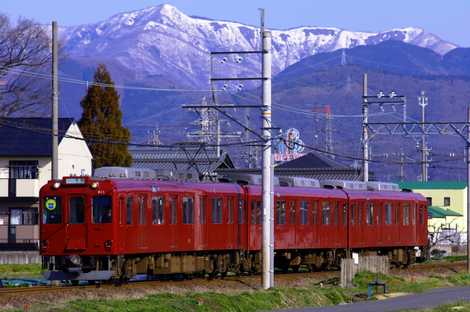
[64,193,87,252]
[168,194,178,251]
[319,198,334,247]
[287,199,297,249]
[236,195,246,250]
[339,200,348,248]
[376,200,383,246]
[226,196,236,249]
[383,202,394,244]
[275,198,288,249]
[88,192,114,254]
[207,195,227,250]
[135,194,149,251]
[357,200,366,247]
[248,197,262,250]
[179,193,195,251]
[149,194,166,251]
[194,194,207,250]
[311,200,319,246]
[295,199,312,249]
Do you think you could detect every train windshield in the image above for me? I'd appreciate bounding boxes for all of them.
[43,196,62,224]
[92,196,112,224]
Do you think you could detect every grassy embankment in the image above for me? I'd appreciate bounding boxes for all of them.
[0,264,42,278]
[13,272,470,311]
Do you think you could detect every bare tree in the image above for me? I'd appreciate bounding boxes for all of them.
[0,14,51,116]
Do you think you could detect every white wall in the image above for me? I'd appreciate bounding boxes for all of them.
[58,122,92,178]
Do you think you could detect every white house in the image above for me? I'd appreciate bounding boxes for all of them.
[0,117,92,250]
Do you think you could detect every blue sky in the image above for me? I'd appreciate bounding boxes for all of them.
[2,0,469,46]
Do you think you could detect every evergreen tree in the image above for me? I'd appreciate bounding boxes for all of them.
[78,64,132,168]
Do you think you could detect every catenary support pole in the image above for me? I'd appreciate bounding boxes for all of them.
[467,105,470,273]
[51,21,59,180]
[261,29,273,290]
[362,73,369,182]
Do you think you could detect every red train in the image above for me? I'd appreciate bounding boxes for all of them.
[39,169,427,281]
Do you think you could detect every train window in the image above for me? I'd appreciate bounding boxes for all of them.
[212,198,223,224]
[377,203,382,224]
[251,200,262,224]
[289,201,296,224]
[227,198,234,224]
[69,196,84,224]
[126,196,132,224]
[321,201,330,225]
[312,201,318,225]
[119,197,124,224]
[342,203,347,225]
[92,196,112,224]
[276,200,286,225]
[138,196,146,225]
[300,201,308,225]
[350,204,355,225]
[152,197,164,224]
[333,202,339,225]
[394,204,399,224]
[366,202,374,225]
[358,204,362,224]
[43,196,62,224]
[200,197,206,224]
[419,205,425,224]
[183,197,194,224]
[170,196,177,224]
[403,203,410,225]
[385,203,392,225]
[238,199,244,224]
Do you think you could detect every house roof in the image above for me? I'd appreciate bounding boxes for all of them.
[276,152,350,169]
[399,181,467,190]
[129,143,235,177]
[0,118,74,157]
[428,206,463,219]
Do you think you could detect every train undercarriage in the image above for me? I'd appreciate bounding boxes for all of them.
[43,246,421,281]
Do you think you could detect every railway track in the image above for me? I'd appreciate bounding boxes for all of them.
[0,260,464,298]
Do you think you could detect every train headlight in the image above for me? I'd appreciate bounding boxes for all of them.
[52,182,61,189]
[91,182,99,189]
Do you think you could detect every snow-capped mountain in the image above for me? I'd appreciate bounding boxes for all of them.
[60,4,457,88]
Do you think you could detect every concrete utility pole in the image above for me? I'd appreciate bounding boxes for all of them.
[467,105,470,273]
[418,91,429,182]
[51,21,59,180]
[362,73,369,182]
[261,21,274,289]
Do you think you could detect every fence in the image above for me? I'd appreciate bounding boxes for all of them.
[340,255,389,288]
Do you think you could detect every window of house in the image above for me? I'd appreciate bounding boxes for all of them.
[152,197,164,224]
[289,201,296,224]
[170,196,177,224]
[69,196,85,224]
[126,196,132,224]
[366,202,374,225]
[212,198,223,224]
[92,196,112,224]
[385,203,392,225]
[9,160,38,179]
[426,197,432,206]
[276,200,286,225]
[43,196,61,224]
[300,201,308,225]
[183,197,194,224]
[444,197,451,207]
[138,196,146,225]
[238,199,244,224]
[10,208,38,225]
[322,201,330,225]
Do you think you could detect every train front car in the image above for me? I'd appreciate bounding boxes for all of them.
[40,176,117,282]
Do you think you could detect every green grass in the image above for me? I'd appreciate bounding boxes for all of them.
[0,264,42,278]
[443,255,467,262]
[39,287,354,312]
